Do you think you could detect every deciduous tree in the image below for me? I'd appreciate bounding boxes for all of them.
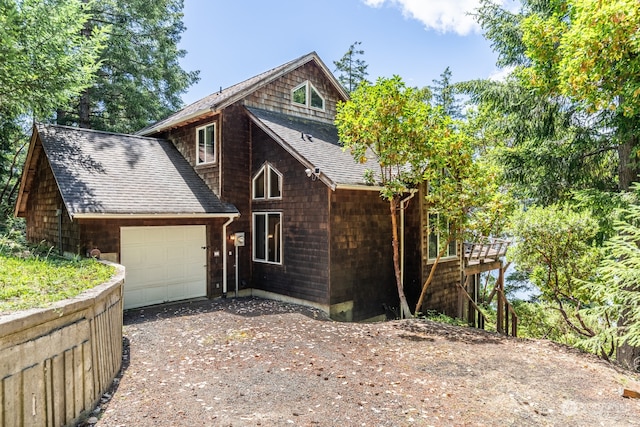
[520,0,640,190]
[336,76,440,318]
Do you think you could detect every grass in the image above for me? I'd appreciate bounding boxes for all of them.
[0,226,115,314]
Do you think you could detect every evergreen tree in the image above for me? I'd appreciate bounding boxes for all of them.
[333,41,369,94]
[430,67,462,119]
[56,0,199,133]
[0,0,105,216]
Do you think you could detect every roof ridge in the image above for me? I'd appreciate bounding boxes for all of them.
[38,123,166,142]
[138,51,334,135]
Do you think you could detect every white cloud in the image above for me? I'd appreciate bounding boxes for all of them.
[488,65,515,82]
[362,0,517,36]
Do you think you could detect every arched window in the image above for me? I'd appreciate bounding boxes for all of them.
[291,81,325,111]
[252,164,282,200]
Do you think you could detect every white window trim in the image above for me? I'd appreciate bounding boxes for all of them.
[252,212,283,265]
[252,163,283,201]
[427,213,458,263]
[291,81,325,111]
[196,122,217,165]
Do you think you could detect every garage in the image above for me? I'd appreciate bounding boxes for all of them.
[121,225,207,309]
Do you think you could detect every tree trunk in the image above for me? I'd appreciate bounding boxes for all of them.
[617,341,640,372]
[390,197,412,318]
[78,12,92,129]
[78,90,91,128]
[617,135,639,191]
[617,125,640,367]
[416,247,448,313]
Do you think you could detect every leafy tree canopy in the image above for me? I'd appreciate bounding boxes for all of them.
[521,0,640,117]
[56,0,199,133]
[0,0,105,118]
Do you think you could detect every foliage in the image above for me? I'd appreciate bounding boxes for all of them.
[0,122,28,217]
[55,0,199,133]
[520,0,640,118]
[460,76,618,205]
[0,227,115,313]
[578,192,640,352]
[421,310,468,327]
[336,76,440,200]
[510,300,583,346]
[506,204,621,357]
[336,75,444,318]
[467,0,623,203]
[0,0,106,118]
[333,41,369,94]
[430,67,463,119]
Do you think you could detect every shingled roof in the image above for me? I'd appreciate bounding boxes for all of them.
[26,124,238,218]
[246,107,380,189]
[138,52,348,136]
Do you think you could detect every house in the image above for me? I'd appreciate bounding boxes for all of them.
[15,52,468,322]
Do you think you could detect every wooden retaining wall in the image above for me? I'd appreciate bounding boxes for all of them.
[0,263,125,427]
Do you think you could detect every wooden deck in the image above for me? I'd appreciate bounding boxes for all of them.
[463,238,510,274]
[460,238,517,336]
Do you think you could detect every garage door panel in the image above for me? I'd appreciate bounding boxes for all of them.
[121,226,207,310]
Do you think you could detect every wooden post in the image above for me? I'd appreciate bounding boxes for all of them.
[496,290,504,334]
[467,274,477,327]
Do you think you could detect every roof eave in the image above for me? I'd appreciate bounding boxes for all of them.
[71,212,240,220]
[246,108,337,191]
[13,125,40,218]
[334,183,385,192]
[139,52,348,136]
[137,108,217,136]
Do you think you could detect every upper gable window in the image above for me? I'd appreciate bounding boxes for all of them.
[291,81,325,111]
[196,123,216,165]
[252,164,282,200]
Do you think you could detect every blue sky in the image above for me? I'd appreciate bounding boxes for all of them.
[178,0,517,105]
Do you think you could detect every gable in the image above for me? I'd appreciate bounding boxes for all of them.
[246,107,380,189]
[17,124,238,218]
[243,60,346,123]
[139,52,348,136]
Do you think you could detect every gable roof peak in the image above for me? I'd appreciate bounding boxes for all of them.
[138,51,347,136]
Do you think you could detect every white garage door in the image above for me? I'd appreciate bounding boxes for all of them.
[121,226,207,310]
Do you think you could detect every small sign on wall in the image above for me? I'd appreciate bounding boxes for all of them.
[234,232,245,247]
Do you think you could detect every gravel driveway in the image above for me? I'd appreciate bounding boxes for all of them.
[90,297,640,426]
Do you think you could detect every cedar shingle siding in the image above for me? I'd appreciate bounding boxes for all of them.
[17,52,464,321]
[251,123,330,304]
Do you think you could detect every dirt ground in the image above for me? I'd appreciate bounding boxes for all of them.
[89,297,640,426]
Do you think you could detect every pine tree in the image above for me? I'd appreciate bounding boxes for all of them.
[0,0,104,215]
[430,67,462,119]
[333,41,369,94]
[56,0,199,133]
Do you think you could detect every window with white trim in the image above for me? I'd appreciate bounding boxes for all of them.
[253,212,282,264]
[427,213,457,261]
[196,123,216,165]
[252,164,282,200]
[291,81,325,110]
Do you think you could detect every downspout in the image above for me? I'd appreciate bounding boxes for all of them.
[400,190,417,285]
[222,214,238,297]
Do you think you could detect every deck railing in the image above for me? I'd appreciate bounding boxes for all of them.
[464,237,510,264]
[461,238,517,337]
